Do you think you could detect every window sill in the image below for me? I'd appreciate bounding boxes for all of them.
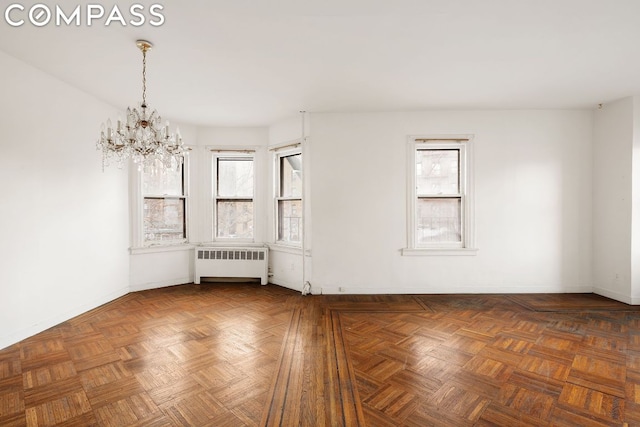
[130,243,195,255]
[268,243,303,255]
[401,247,478,256]
[198,241,264,248]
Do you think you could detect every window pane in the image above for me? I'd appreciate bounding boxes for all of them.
[144,198,185,242]
[416,198,461,243]
[416,150,459,195]
[143,158,183,196]
[280,154,302,198]
[278,200,302,243]
[217,158,254,198]
[216,201,254,239]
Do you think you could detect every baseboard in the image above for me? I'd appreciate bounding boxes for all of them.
[317,284,594,295]
[0,286,129,351]
[269,275,302,293]
[592,286,635,305]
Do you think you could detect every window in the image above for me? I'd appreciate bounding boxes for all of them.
[276,151,302,245]
[214,154,254,240]
[142,157,187,245]
[406,137,475,254]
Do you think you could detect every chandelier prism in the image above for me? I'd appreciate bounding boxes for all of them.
[97,40,185,170]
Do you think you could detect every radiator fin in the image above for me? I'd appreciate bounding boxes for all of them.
[196,249,268,260]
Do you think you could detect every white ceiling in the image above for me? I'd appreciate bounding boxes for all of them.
[1,0,639,127]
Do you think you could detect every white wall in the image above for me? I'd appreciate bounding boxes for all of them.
[128,126,269,291]
[310,110,593,294]
[592,98,634,302]
[129,246,194,292]
[0,51,130,349]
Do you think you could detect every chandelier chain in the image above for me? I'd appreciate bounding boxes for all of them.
[142,46,147,106]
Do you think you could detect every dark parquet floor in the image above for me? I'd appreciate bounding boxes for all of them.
[1,283,640,426]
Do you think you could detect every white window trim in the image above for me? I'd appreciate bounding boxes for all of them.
[129,150,192,250]
[403,135,477,256]
[273,145,303,247]
[210,149,257,244]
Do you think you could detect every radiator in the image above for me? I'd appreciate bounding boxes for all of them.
[194,246,268,285]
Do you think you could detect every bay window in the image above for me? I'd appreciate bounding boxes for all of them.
[276,151,302,245]
[141,157,188,245]
[213,153,255,240]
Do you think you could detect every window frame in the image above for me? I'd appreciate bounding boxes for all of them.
[404,136,476,256]
[130,152,191,250]
[211,151,256,242]
[274,148,303,247]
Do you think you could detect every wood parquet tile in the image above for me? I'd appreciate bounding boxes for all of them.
[3,285,640,426]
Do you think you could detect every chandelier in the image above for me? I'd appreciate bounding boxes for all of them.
[97,40,185,170]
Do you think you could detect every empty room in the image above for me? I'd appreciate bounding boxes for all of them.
[2,1,640,426]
